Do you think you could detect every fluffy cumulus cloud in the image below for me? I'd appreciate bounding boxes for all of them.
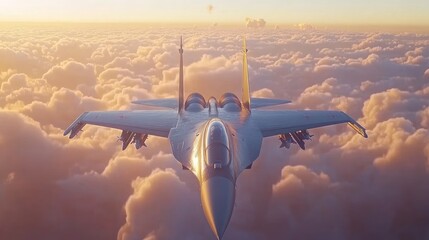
[294,23,316,31]
[245,18,266,29]
[0,23,429,240]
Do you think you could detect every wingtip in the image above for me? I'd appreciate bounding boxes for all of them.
[64,112,88,139]
[347,122,368,138]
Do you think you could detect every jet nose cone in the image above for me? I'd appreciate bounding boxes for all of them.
[201,176,235,239]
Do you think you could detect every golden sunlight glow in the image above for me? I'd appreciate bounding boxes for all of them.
[0,0,428,26]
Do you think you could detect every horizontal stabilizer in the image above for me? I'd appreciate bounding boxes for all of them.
[133,98,291,109]
[250,98,291,108]
[132,99,177,109]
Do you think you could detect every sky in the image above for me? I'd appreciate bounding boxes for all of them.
[0,23,429,239]
[0,0,429,25]
[1,1,429,239]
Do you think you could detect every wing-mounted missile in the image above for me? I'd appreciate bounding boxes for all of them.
[119,130,135,150]
[279,130,313,150]
[291,130,313,150]
[291,132,306,150]
[64,112,88,139]
[133,133,148,149]
[279,133,294,149]
[297,129,313,140]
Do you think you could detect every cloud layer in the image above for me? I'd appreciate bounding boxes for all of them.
[1,23,429,240]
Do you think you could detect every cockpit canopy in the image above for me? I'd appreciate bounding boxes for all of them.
[205,120,231,168]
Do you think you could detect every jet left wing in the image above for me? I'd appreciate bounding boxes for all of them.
[64,110,178,139]
[252,109,367,138]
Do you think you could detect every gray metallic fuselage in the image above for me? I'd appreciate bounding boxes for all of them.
[199,118,235,238]
[168,97,263,239]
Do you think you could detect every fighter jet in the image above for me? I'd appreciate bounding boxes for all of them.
[64,37,367,239]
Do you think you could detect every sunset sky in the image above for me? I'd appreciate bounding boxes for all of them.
[1,1,429,240]
[1,0,429,25]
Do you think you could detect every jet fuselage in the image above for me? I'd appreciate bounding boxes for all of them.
[168,95,263,239]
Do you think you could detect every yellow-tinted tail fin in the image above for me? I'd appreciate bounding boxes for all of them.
[178,36,184,113]
[242,37,251,111]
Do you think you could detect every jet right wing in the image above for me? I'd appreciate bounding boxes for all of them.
[252,109,367,138]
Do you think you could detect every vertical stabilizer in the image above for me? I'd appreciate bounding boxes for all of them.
[178,36,184,113]
[242,37,251,111]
